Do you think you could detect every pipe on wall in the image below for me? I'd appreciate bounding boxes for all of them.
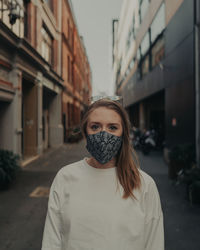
[194,0,200,168]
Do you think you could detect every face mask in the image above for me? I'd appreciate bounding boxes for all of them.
[86,131,122,164]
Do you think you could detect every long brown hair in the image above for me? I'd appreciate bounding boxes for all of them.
[81,98,141,199]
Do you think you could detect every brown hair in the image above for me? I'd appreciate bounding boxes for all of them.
[81,98,141,199]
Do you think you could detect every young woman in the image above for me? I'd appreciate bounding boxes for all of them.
[42,98,164,250]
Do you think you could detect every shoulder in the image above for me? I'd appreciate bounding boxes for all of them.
[56,159,84,179]
[51,159,84,189]
[138,169,162,218]
[139,169,157,192]
[58,159,84,174]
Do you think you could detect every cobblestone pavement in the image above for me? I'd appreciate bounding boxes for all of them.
[0,140,199,250]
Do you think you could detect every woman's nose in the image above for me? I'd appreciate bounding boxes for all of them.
[101,127,107,132]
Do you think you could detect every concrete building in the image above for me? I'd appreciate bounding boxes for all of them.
[61,0,92,142]
[0,0,64,159]
[113,0,199,164]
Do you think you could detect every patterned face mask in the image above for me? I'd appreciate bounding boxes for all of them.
[86,131,122,164]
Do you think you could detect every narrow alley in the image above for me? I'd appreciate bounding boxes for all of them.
[0,141,199,250]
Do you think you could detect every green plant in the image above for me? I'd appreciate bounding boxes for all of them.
[178,167,200,204]
[0,149,21,190]
[180,167,200,185]
[168,144,195,180]
[169,144,195,169]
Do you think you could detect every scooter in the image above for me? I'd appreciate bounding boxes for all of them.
[140,129,156,155]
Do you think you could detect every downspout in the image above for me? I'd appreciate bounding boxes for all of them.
[194,0,200,168]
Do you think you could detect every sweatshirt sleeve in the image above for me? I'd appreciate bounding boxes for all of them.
[144,178,165,250]
[41,172,62,250]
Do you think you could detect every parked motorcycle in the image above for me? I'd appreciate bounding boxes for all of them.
[132,127,164,155]
[141,129,156,155]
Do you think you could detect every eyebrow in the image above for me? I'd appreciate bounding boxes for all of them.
[89,122,120,126]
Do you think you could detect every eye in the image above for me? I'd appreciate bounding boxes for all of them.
[91,124,99,131]
[109,125,118,131]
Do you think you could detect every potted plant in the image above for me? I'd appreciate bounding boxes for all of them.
[178,166,200,204]
[0,149,21,190]
[168,144,195,180]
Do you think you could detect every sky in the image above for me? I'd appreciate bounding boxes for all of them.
[71,0,122,96]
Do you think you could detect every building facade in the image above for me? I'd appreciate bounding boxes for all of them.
[113,0,199,163]
[0,0,92,160]
[61,0,92,142]
[0,0,64,159]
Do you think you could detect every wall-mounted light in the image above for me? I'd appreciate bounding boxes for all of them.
[0,0,22,25]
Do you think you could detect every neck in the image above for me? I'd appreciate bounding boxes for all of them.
[87,157,116,169]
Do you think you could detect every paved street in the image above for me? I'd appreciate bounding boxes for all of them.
[138,150,200,250]
[0,140,200,250]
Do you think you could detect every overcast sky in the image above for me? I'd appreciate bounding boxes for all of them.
[71,0,122,96]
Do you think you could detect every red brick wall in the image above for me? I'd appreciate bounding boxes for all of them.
[61,0,92,134]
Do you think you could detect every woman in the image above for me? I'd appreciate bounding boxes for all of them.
[42,98,164,250]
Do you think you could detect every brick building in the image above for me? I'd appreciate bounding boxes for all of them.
[0,0,92,160]
[61,0,92,142]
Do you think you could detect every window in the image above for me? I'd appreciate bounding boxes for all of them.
[132,15,135,35]
[67,56,73,84]
[68,56,71,82]
[139,0,149,23]
[151,38,164,68]
[67,19,73,48]
[151,3,165,43]
[126,31,132,52]
[137,47,141,62]
[140,31,150,56]
[67,19,70,38]
[71,60,74,84]
[137,2,165,75]
[41,26,53,65]
[126,15,136,54]
[141,55,149,76]
[137,31,151,79]
[150,3,165,69]
[116,57,122,83]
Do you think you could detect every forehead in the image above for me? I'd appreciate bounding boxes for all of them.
[88,107,122,123]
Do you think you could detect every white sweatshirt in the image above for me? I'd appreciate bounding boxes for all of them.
[42,158,164,250]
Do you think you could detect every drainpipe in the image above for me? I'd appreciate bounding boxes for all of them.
[194,0,200,168]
